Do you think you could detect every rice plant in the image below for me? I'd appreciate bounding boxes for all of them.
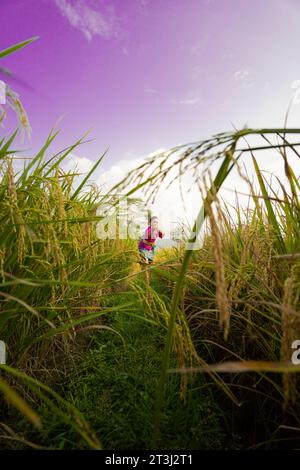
[112,128,300,447]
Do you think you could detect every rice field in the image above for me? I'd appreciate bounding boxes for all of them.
[0,37,300,451]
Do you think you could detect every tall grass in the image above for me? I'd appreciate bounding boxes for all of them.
[0,127,141,447]
[112,129,300,447]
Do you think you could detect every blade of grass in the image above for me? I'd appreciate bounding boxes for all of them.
[0,36,39,59]
[70,149,108,201]
[0,376,41,429]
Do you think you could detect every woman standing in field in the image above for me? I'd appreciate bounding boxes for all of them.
[138,216,164,264]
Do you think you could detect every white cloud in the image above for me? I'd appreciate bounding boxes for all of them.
[96,155,144,191]
[62,152,94,173]
[170,91,202,108]
[54,0,119,41]
[233,68,255,89]
[234,69,249,81]
[179,97,201,106]
[61,152,95,191]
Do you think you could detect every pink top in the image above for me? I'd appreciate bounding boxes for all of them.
[138,226,164,251]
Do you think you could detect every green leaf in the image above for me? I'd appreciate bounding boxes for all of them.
[0,376,41,429]
[70,149,108,200]
[0,36,39,59]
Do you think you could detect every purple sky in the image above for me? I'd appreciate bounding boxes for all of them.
[2,0,300,172]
